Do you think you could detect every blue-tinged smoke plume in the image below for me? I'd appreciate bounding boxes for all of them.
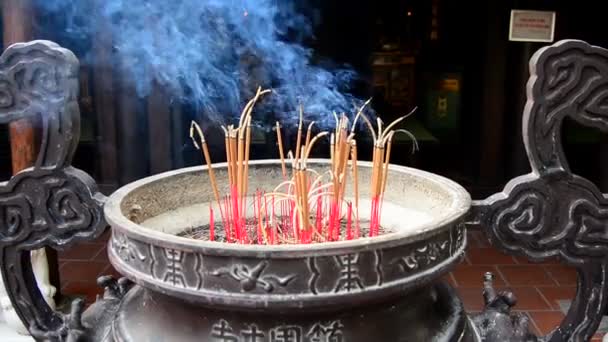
[33,0,364,126]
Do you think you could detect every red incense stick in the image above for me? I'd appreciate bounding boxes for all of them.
[346,202,352,240]
[209,206,215,241]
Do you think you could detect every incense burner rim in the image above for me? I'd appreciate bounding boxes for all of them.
[104,158,471,256]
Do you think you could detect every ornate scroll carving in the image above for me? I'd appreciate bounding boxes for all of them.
[109,222,465,306]
[211,261,296,293]
[471,40,608,341]
[0,40,81,169]
[0,41,107,340]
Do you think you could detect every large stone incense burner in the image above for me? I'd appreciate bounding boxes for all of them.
[1,39,608,342]
[104,160,471,341]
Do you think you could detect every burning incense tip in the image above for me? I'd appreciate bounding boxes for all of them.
[189,121,205,148]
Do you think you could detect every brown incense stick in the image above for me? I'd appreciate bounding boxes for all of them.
[305,121,315,151]
[296,169,306,234]
[229,129,238,188]
[372,145,385,197]
[381,132,394,195]
[339,143,349,202]
[237,127,245,198]
[190,121,221,208]
[276,122,287,178]
[295,105,303,162]
[304,132,329,160]
[222,126,232,186]
[329,133,335,169]
[243,116,252,201]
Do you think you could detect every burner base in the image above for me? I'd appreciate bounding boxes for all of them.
[109,281,479,342]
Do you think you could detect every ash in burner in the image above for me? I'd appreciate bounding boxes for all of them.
[178,219,394,244]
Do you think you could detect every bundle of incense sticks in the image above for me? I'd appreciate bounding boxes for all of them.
[190,87,270,243]
[190,90,417,245]
[352,104,419,236]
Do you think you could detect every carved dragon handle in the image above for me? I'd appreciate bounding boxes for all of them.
[0,41,107,341]
[470,40,608,341]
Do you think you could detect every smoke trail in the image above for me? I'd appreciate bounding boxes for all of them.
[32,0,365,126]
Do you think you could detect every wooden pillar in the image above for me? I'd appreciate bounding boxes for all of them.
[2,0,32,44]
[2,0,37,174]
[147,83,172,174]
[171,103,186,168]
[507,42,536,178]
[92,16,119,194]
[2,0,61,297]
[478,1,508,188]
[116,83,148,185]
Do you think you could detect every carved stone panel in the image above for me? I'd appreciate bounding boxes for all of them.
[108,222,466,309]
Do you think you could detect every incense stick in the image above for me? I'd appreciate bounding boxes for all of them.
[243,116,252,205]
[381,132,394,195]
[305,121,315,151]
[190,122,221,206]
[350,140,359,233]
[276,122,287,179]
[295,105,303,162]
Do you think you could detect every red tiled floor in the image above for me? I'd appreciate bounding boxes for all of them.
[60,261,109,283]
[93,245,109,262]
[544,265,578,286]
[498,265,556,286]
[505,287,551,311]
[455,287,550,312]
[58,242,105,261]
[451,265,505,287]
[513,255,560,265]
[442,273,457,287]
[62,281,103,305]
[447,241,590,339]
[466,247,516,265]
[528,311,564,335]
[537,286,576,310]
[466,231,491,248]
[456,287,484,311]
[97,228,111,241]
[103,264,123,279]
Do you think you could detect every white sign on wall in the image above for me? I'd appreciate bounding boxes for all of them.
[509,10,556,43]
